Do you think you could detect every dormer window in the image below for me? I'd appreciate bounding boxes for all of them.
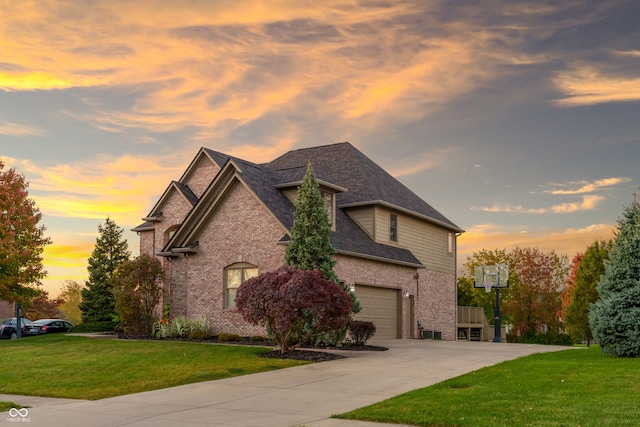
[390,213,398,242]
[320,190,334,226]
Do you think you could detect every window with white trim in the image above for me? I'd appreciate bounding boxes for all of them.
[225,263,258,309]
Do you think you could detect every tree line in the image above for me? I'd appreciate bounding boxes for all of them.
[458,200,640,356]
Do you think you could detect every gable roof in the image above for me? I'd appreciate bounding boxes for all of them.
[141,142,462,267]
[131,181,198,232]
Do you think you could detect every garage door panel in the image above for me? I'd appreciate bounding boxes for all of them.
[354,285,399,339]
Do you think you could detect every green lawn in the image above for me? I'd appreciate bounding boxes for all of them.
[337,345,640,427]
[0,334,306,400]
[0,402,22,412]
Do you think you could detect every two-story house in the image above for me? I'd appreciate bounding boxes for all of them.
[134,142,463,340]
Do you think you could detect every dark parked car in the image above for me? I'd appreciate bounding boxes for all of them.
[0,318,33,339]
[24,319,73,335]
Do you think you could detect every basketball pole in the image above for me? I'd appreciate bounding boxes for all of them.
[493,286,501,342]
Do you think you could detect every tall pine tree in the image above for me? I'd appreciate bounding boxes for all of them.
[79,218,130,324]
[590,201,640,357]
[284,162,360,346]
[285,162,339,283]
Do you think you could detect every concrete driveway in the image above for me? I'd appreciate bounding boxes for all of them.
[0,339,575,427]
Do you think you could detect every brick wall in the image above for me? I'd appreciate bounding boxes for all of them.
[334,257,457,340]
[183,156,220,198]
[143,172,457,340]
[167,180,288,337]
[0,300,14,318]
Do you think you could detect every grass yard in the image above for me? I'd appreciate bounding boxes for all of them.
[0,402,22,412]
[337,345,640,427]
[0,334,307,400]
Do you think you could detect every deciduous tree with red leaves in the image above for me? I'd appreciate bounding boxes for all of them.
[0,160,51,303]
[24,290,64,320]
[235,265,352,353]
[506,247,569,337]
[561,253,583,321]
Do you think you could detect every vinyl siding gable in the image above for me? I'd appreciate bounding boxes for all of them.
[372,206,455,274]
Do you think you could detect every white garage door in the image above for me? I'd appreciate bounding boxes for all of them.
[354,285,400,339]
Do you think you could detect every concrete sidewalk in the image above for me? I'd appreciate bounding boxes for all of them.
[1,339,575,427]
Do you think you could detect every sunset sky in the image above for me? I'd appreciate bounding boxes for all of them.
[1,1,639,296]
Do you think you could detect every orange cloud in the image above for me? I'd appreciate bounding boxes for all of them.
[458,223,614,265]
[0,119,45,136]
[3,153,186,225]
[0,1,556,142]
[472,204,548,214]
[554,64,640,106]
[43,242,94,269]
[548,177,632,195]
[550,195,604,213]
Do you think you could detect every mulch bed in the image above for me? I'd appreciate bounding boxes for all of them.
[259,344,388,362]
[117,334,387,362]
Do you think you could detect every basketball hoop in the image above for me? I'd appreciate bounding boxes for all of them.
[483,281,493,293]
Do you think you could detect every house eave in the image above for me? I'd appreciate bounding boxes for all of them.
[156,251,179,258]
[335,249,425,269]
[132,224,155,232]
[339,200,464,233]
[142,212,164,222]
[273,180,348,193]
[276,240,424,269]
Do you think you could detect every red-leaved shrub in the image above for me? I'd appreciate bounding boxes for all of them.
[235,266,352,353]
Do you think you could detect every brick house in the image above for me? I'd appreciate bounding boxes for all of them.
[134,142,463,340]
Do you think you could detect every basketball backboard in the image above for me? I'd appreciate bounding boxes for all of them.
[474,264,509,292]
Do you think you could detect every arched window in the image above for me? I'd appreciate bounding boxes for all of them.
[224,263,258,309]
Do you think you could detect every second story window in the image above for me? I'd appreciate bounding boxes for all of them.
[320,190,334,225]
[390,213,398,242]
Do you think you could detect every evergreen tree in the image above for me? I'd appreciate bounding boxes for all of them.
[590,201,640,357]
[285,162,339,283]
[284,162,360,345]
[79,218,131,324]
[565,240,610,345]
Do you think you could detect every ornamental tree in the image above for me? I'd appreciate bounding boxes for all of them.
[111,253,164,336]
[79,218,131,324]
[235,265,352,353]
[58,280,84,326]
[590,202,640,357]
[0,160,52,303]
[24,290,63,320]
[506,247,569,337]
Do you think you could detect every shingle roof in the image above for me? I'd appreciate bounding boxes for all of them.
[266,142,462,231]
[148,142,461,267]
